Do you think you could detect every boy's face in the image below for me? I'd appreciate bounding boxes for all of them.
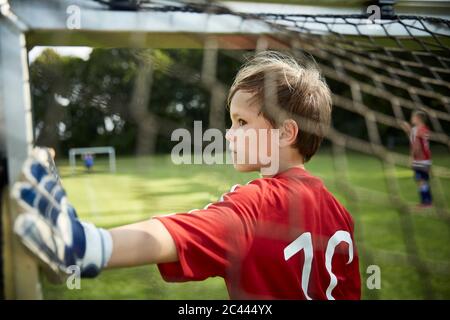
[226,90,278,173]
[411,114,422,126]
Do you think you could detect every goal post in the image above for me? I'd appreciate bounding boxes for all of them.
[68,147,116,174]
[0,6,42,299]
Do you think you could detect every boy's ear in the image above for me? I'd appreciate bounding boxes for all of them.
[279,119,299,147]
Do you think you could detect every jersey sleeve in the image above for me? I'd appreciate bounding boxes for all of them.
[153,179,267,282]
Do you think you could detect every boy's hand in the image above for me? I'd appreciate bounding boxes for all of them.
[400,121,411,133]
[11,148,112,278]
[32,147,59,182]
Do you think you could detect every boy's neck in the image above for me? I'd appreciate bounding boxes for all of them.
[261,153,305,178]
[415,122,424,128]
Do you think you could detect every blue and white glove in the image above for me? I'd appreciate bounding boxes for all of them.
[11,148,113,278]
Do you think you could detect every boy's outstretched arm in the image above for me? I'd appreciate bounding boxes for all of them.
[107,219,177,268]
[400,121,411,134]
[11,148,178,279]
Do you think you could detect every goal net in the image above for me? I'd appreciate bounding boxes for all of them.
[20,0,450,299]
[108,1,448,299]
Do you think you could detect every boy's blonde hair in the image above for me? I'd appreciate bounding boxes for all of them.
[227,51,332,162]
[412,110,427,123]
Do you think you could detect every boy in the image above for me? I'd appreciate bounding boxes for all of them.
[83,153,94,172]
[12,51,361,300]
[401,110,433,207]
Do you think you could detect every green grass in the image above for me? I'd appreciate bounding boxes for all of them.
[42,149,450,299]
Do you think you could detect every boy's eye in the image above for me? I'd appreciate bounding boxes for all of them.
[238,119,247,127]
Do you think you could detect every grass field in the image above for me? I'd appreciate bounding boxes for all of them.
[41,148,450,299]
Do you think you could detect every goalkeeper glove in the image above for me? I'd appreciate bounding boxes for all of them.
[11,148,113,278]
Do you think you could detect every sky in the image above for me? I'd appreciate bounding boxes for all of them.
[28,46,93,63]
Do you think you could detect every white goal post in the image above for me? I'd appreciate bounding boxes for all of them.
[69,146,116,173]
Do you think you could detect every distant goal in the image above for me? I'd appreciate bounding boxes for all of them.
[68,146,116,173]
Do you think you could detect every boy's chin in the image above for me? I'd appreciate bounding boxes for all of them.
[232,163,261,173]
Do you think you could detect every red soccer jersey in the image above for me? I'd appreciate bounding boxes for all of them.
[410,125,431,162]
[154,167,361,300]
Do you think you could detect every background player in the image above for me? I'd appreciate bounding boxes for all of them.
[83,153,94,172]
[401,110,433,207]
